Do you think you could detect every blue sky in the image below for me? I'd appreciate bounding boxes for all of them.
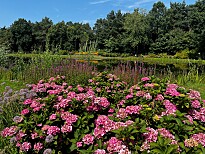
[0,0,196,28]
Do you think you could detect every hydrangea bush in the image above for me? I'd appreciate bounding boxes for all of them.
[1,72,205,154]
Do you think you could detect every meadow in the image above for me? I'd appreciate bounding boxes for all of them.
[1,53,205,153]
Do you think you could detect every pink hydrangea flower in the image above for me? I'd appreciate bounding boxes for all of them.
[107,137,123,153]
[31,132,38,139]
[143,127,158,143]
[34,142,43,151]
[21,109,30,115]
[141,77,150,82]
[189,90,201,100]
[108,108,114,113]
[125,94,133,99]
[191,100,201,108]
[20,142,31,152]
[82,134,94,145]
[49,114,57,120]
[144,93,152,100]
[47,126,60,136]
[155,94,164,101]
[1,126,18,137]
[125,105,142,114]
[23,99,33,105]
[144,83,154,88]
[61,124,72,133]
[117,108,128,119]
[94,149,106,154]
[76,142,83,147]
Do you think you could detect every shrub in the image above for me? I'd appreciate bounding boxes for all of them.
[1,72,205,153]
[58,50,69,55]
[174,49,189,59]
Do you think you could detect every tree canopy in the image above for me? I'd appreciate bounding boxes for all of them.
[0,0,204,59]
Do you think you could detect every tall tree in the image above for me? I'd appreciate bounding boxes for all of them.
[147,1,167,43]
[0,27,11,50]
[124,9,149,55]
[33,17,53,52]
[10,18,33,52]
[46,21,67,52]
[94,10,125,52]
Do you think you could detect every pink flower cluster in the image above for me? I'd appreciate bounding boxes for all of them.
[94,149,106,154]
[23,99,45,113]
[19,142,32,152]
[188,90,201,100]
[185,133,205,147]
[144,83,154,88]
[190,107,205,122]
[107,137,127,153]
[155,94,164,101]
[161,100,177,116]
[93,97,110,108]
[87,96,111,111]
[94,115,133,139]
[158,128,175,141]
[34,142,43,151]
[125,94,133,100]
[60,111,78,124]
[82,134,94,145]
[141,77,150,82]
[191,100,201,108]
[1,126,18,137]
[21,108,30,115]
[143,127,158,143]
[32,76,66,95]
[117,105,142,119]
[49,114,57,120]
[141,127,178,151]
[165,84,180,96]
[47,126,60,135]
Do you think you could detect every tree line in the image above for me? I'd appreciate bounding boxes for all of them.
[0,0,205,58]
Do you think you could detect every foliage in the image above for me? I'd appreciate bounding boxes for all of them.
[1,72,205,153]
[0,0,205,58]
[174,50,189,59]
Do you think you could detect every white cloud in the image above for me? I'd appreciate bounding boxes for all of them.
[90,0,110,5]
[128,0,156,8]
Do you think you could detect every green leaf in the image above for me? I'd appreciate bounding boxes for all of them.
[130,136,135,140]
[151,148,163,154]
[158,136,164,146]
[179,142,185,149]
[166,146,175,154]
[183,125,193,131]
[70,144,77,151]
[175,118,182,126]
[150,142,160,148]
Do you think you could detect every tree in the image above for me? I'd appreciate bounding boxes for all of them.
[32,17,53,52]
[123,9,149,55]
[93,10,126,52]
[46,21,67,52]
[0,27,11,50]
[150,29,198,55]
[10,18,33,52]
[147,1,167,43]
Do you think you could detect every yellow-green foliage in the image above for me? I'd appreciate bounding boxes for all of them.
[174,49,189,59]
